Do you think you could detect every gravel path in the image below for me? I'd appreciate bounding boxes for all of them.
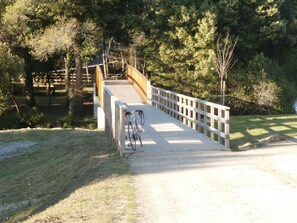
[104,79,297,222]
[128,140,297,223]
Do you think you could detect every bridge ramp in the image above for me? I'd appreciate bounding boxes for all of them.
[105,80,225,153]
[105,80,144,104]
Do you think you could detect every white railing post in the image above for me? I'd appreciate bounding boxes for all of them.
[147,80,152,104]
[211,106,215,140]
[93,83,99,119]
[218,108,222,144]
[224,108,230,149]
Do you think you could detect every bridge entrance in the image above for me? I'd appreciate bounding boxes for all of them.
[95,65,230,155]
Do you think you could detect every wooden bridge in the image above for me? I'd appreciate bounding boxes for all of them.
[95,65,230,155]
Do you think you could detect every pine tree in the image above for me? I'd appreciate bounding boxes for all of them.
[146,1,218,99]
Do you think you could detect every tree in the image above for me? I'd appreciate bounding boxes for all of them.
[144,2,218,99]
[0,42,24,118]
[214,32,238,105]
[30,15,102,118]
[0,0,57,106]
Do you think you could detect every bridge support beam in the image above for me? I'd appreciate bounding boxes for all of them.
[97,107,105,129]
[93,83,105,129]
[93,83,99,119]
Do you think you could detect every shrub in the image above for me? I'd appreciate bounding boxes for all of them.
[228,54,296,115]
[253,80,280,113]
[20,107,44,128]
[0,90,8,116]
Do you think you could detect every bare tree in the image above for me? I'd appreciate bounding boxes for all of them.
[214,32,238,105]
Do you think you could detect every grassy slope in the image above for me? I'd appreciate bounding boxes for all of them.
[0,129,136,223]
[230,114,297,150]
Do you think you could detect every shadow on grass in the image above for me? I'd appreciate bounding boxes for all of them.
[230,115,297,150]
[0,129,135,223]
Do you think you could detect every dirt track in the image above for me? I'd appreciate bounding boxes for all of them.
[128,140,297,223]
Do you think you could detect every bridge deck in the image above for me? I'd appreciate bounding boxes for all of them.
[105,80,225,153]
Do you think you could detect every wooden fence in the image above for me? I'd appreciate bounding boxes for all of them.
[103,87,127,155]
[126,65,151,103]
[151,86,230,148]
[25,67,95,87]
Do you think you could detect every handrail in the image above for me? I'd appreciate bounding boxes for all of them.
[96,65,105,107]
[151,86,230,148]
[126,65,151,103]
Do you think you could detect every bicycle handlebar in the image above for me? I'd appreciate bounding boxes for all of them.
[125,109,145,126]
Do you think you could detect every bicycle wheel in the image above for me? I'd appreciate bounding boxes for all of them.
[128,122,136,150]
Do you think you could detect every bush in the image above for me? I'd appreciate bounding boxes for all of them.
[0,90,8,116]
[253,80,280,112]
[20,107,44,128]
[228,54,296,115]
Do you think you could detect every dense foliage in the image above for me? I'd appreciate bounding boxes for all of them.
[0,42,23,117]
[0,0,296,116]
[143,0,297,114]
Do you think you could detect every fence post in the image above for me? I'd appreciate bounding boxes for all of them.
[224,108,230,149]
[120,106,127,156]
[93,83,99,119]
[218,108,222,144]
[211,106,215,140]
[147,80,152,104]
[203,104,208,136]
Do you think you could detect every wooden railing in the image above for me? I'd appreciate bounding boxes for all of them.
[151,86,230,148]
[126,65,151,103]
[21,67,96,87]
[96,65,105,107]
[103,87,127,155]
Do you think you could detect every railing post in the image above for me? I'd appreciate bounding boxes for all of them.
[147,80,152,104]
[192,100,197,131]
[218,108,222,144]
[203,104,208,136]
[211,106,215,140]
[224,108,230,149]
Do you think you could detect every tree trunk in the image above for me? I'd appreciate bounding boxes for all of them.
[9,93,23,121]
[222,80,226,105]
[102,48,107,78]
[24,50,36,107]
[220,77,224,105]
[120,46,125,72]
[46,74,52,107]
[69,45,83,120]
[134,46,137,68]
[65,51,72,93]
[75,50,83,90]
[64,51,72,106]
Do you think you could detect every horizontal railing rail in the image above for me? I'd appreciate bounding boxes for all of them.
[151,86,230,148]
[126,65,151,103]
[19,67,96,87]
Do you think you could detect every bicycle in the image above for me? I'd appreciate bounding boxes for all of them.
[125,109,145,150]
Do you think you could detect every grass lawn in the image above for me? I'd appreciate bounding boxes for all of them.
[0,129,137,223]
[230,114,297,150]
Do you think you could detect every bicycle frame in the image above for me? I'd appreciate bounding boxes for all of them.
[125,110,145,150]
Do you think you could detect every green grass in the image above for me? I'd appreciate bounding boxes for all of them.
[0,129,137,223]
[230,114,297,150]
